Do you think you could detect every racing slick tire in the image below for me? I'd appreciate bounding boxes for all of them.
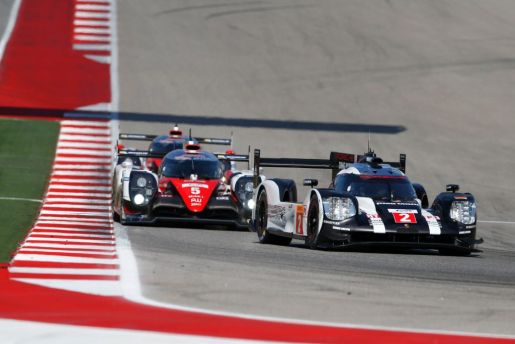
[112,198,121,223]
[305,194,321,249]
[112,209,120,223]
[255,189,292,246]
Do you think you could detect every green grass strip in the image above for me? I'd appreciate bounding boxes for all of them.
[0,118,59,262]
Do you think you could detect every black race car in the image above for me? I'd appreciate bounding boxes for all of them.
[250,149,482,255]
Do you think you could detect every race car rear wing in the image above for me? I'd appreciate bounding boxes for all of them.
[118,133,232,145]
[118,149,249,163]
[117,149,163,159]
[253,149,341,187]
[385,154,406,173]
[253,149,406,187]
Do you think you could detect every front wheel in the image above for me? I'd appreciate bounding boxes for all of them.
[305,194,321,249]
[255,190,292,246]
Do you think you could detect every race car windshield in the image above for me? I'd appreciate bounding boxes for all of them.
[336,176,416,201]
[149,139,183,154]
[161,158,222,180]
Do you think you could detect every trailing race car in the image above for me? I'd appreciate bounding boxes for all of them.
[250,149,482,255]
[118,125,232,172]
[112,141,258,228]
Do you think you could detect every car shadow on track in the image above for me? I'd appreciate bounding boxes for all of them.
[125,221,250,232]
[0,106,406,134]
[287,242,482,257]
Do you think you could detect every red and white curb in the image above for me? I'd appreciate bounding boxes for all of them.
[9,119,121,296]
[73,0,114,62]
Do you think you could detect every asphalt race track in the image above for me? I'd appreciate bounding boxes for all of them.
[114,0,515,335]
[3,0,514,337]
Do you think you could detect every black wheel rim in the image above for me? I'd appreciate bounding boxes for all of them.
[308,205,318,244]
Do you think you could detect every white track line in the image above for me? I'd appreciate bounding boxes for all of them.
[76,4,111,11]
[22,243,116,251]
[10,280,121,296]
[51,165,111,170]
[75,27,111,34]
[40,210,111,216]
[17,248,116,255]
[60,134,111,141]
[0,0,22,64]
[75,35,111,42]
[42,204,111,210]
[61,120,109,126]
[57,141,111,148]
[37,218,112,224]
[50,178,110,184]
[32,227,113,233]
[74,19,111,27]
[75,11,111,19]
[36,220,111,226]
[52,171,111,177]
[77,0,112,3]
[46,193,111,198]
[56,149,112,156]
[32,232,113,238]
[61,128,110,134]
[10,267,119,276]
[13,254,118,265]
[54,157,111,163]
[26,238,115,244]
[44,198,111,204]
[478,220,515,225]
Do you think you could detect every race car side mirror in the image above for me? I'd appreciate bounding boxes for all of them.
[446,184,460,193]
[303,179,318,188]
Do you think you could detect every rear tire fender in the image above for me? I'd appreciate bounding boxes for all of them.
[412,183,429,208]
[269,178,297,203]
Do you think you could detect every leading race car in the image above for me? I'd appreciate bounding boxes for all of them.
[112,141,258,228]
[250,149,482,255]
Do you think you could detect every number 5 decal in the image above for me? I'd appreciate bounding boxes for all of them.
[191,187,200,195]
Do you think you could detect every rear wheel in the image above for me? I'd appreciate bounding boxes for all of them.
[112,209,120,223]
[112,197,120,223]
[305,195,320,249]
[255,190,292,245]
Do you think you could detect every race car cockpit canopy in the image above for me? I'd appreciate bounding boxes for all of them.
[334,173,417,202]
[160,150,223,180]
[149,135,196,155]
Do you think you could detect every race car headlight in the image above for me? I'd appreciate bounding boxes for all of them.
[449,201,476,225]
[244,181,254,193]
[322,197,356,221]
[237,181,255,205]
[133,193,145,206]
[247,199,255,210]
[136,177,147,187]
